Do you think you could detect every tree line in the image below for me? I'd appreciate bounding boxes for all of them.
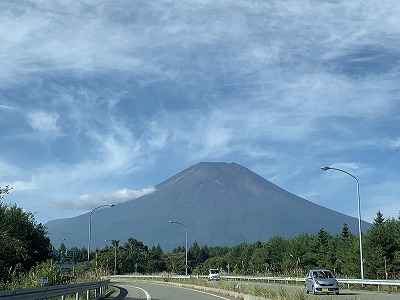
[1,184,399,290]
[63,211,400,280]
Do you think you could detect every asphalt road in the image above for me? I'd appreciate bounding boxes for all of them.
[108,281,237,300]
[108,280,399,300]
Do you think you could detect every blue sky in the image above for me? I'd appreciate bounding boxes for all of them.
[1,0,399,226]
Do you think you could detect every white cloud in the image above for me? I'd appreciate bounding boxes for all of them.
[112,187,156,201]
[27,111,60,135]
[3,180,36,192]
[50,186,156,211]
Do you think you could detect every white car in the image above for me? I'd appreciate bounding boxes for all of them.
[208,269,220,281]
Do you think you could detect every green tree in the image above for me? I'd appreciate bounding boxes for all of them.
[188,241,202,267]
[202,255,227,272]
[225,243,252,275]
[287,233,312,276]
[144,245,165,273]
[119,238,148,274]
[248,241,267,274]
[314,227,335,268]
[364,211,400,278]
[340,223,350,239]
[190,244,210,274]
[265,236,288,274]
[165,246,186,273]
[334,224,358,276]
[208,245,230,258]
[364,211,399,278]
[374,210,385,225]
[0,203,51,283]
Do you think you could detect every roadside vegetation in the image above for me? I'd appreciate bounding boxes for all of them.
[1,185,399,292]
[155,277,350,300]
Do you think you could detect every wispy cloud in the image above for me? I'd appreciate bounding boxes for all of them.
[386,138,400,149]
[1,0,399,223]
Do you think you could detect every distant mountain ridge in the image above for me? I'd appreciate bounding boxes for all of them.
[46,162,370,251]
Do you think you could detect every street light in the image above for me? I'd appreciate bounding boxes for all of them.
[321,166,364,279]
[87,204,115,267]
[105,240,117,275]
[169,220,188,275]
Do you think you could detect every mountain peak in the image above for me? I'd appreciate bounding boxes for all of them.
[46,162,370,251]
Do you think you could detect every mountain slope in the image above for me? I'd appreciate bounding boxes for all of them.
[46,162,370,251]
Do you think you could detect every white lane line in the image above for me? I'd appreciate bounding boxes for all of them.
[172,284,233,300]
[120,282,232,300]
[126,285,151,300]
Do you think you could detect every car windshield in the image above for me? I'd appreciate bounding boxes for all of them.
[314,270,334,278]
[210,269,219,274]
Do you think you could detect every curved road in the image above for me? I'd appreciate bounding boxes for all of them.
[108,281,237,300]
[108,280,399,300]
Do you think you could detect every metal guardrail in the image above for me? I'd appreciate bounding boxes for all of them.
[224,275,400,290]
[112,274,400,290]
[0,279,110,300]
[337,278,400,291]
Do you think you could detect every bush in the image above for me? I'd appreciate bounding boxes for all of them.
[1,260,65,290]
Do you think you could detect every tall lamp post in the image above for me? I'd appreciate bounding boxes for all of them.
[169,220,188,275]
[105,240,117,275]
[321,166,364,279]
[87,204,115,267]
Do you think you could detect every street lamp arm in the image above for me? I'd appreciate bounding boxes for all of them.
[321,166,359,184]
[169,220,187,228]
[90,204,115,214]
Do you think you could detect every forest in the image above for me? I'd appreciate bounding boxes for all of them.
[69,211,399,280]
[1,185,399,289]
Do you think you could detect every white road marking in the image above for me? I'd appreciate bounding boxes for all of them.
[120,282,233,299]
[172,284,234,299]
[126,285,151,300]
